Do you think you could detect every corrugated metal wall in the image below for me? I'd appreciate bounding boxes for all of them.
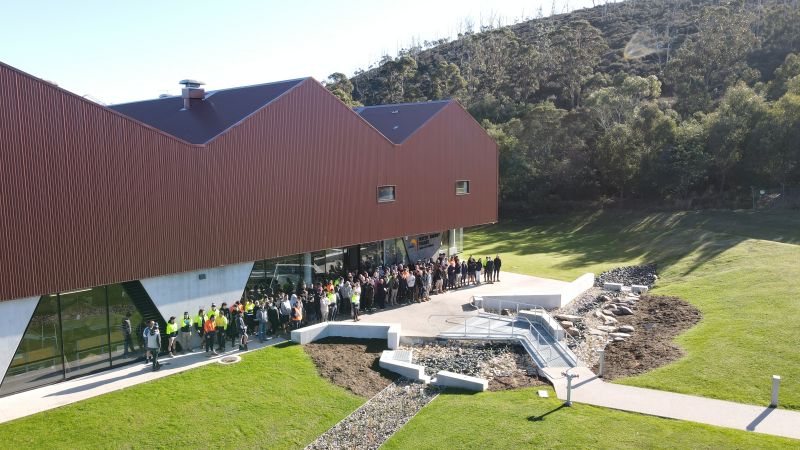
[0,63,497,301]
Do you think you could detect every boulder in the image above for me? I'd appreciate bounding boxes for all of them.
[618,325,635,333]
[596,325,617,332]
[613,337,626,342]
[555,314,583,322]
[601,314,618,326]
[594,309,604,319]
[566,327,580,337]
[616,306,634,315]
[560,321,575,329]
[588,328,608,336]
[632,284,649,294]
[598,294,612,303]
[610,332,631,339]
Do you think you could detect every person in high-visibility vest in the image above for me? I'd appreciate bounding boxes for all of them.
[203,314,217,355]
[290,303,303,329]
[180,311,193,353]
[194,308,207,350]
[215,312,228,353]
[351,283,361,322]
[165,316,179,357]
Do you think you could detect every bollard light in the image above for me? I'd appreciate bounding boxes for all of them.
[771,375,781,407]
[597,349,605,378]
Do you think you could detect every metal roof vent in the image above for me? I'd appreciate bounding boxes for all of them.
[179,79,205,110]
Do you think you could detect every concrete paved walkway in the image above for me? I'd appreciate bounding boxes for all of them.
[542,366,800,440]
[0,336,287,424]
[358,271,569,336]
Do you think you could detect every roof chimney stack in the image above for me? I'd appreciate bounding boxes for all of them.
[179,79,205,110]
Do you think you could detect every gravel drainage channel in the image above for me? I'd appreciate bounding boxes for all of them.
[305,379,439,450]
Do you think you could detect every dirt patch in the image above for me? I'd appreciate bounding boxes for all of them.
[303,337,398,398]
[489,373,547,391]
[595,295,702,380]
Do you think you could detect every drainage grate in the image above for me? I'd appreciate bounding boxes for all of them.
[218,355,242,365]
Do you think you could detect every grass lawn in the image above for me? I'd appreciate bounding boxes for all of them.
[464,209,800,409]
[0,343,363,450]
[383,387,796,449]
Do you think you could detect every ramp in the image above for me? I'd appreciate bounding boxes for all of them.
[436,312,579,369]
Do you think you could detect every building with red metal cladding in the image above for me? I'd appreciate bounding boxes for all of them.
[0,61,497,395]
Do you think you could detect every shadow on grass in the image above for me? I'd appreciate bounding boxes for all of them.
[468,210,800,277]
[527,404,566,422]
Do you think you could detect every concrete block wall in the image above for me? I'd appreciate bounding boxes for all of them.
[290,322,400,349]
[434,370,488,391]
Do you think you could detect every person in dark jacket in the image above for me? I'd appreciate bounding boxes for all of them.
[374,278,387,309]
[485,257,494,283]
[493,255,502,282]
[267,300,280,337]
[362,280,374,311]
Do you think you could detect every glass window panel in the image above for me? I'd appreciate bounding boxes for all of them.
[456,180,470,195]
[243,260,269,301]
[264,254,304,294]
[60,287,111,378]
[0,296,63,396]
[107,284,143,364]
[359,241,383,274]
[377,186,396,202]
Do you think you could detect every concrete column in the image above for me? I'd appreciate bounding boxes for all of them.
[771,375,781,407]
[303,252,313,285]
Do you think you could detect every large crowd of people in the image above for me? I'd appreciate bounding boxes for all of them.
[127,252,501,371]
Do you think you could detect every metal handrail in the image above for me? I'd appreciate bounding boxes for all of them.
[470,296,583,355]
[428,313,569,366]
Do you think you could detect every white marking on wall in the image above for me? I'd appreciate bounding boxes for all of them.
[140,262,254,321]
[0,296,40,381]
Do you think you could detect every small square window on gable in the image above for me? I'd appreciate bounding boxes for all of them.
[377,185,396,203]
[456,180,470,195]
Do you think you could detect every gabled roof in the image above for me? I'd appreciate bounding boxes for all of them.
[108,78,306,144]
[354,100,450,144]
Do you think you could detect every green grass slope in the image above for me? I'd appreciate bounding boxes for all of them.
[0,343,362,450]
[383,387,796,449]
[465,209,800,408]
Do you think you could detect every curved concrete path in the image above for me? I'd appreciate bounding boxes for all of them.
[542,366,800,440]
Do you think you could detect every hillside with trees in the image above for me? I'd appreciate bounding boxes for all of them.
[325,0,800,214]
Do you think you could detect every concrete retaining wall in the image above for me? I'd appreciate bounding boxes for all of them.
[434,370,488,391]
[379,350,430,383]
[475,273,594,310]
[291,322,400,349]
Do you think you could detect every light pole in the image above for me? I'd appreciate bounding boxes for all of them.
[562,367,580,407]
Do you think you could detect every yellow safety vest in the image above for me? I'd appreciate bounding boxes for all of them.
[215,314,228,330]
[166,321,179,335]
[194,314,207,328]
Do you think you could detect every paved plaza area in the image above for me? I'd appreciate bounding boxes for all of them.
[358,271,570,336]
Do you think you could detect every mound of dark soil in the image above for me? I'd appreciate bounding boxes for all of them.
[595,295,702,380]
[303,337,398,398]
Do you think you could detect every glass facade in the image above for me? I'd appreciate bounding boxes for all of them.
[0,283,144,397]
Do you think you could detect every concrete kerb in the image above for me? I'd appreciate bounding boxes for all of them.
[379,350,430,383]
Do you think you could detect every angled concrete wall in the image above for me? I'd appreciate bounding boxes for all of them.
[0,296,40,381]
[140,262,254,321]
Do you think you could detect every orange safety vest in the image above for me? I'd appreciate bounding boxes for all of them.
[203,318,216,333]
[291,305,303,322]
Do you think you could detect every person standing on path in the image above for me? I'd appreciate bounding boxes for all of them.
[237,311,248,351]
[204,314,217,355]
[485,257,494,284]
[180,312,193,352]
[142,320,155,364]
[494,255,502,282]
[165,316,179,357]
[215,311,228,353]
[351,284,361,321]
[476,258,483,285]
[194,308,207,352]
[121,312,134,358]
[147,323,162,371]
